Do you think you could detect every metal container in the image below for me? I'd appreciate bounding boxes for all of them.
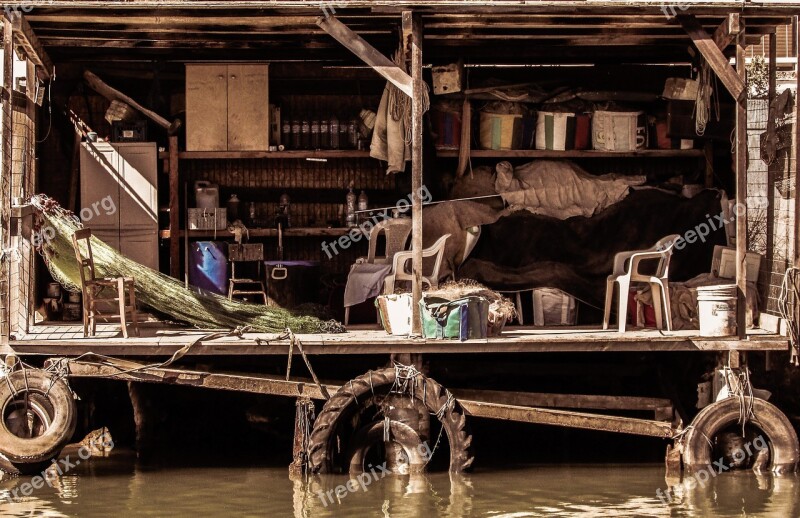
[63,302,82,321]
[188,208,228,230]
[46,282,62,299]
[194,181,220,209]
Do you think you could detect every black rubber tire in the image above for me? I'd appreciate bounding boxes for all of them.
[308,368,473,474]
[347,419,427,475]
[0,370,77,465]
[683,398,799,474]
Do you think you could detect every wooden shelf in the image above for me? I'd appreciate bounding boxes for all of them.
[435,149,706,158]
[160,227,354,239]
[159,149,704,161]
[158,150,371,160]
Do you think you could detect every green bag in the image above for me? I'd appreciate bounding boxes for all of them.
[419,296,489,341]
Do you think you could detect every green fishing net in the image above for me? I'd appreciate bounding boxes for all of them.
[30,195,344,334]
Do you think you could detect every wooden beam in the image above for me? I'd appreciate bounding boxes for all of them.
[168,136,180,279]
[405,11,424,335]
[712,13,740,50]
[735,29,747,339]
[679,14,745,101]
[83,70,181,134]
[9,13,52,81]
[316,15,412,97]
[452,388,673,413]
[459,400,676,438]
[63,359,338,400]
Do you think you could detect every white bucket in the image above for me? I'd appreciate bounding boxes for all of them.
[697,285,737,337]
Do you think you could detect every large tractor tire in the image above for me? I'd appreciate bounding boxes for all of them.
[307,367,473,474]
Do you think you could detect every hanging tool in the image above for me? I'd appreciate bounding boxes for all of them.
[272,223,288,280]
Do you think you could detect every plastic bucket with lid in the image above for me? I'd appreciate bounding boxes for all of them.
[697,285,737,337]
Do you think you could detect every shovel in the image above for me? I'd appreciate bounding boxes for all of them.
[271,223,288,280]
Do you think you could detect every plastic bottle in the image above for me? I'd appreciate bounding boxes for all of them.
[281,119,291,149]
[357,190,368,225]
[279,193,291,228]
[301,119,311,150]
[345,186,357,227]
[227,194,241,223]
[320,119,330,149]
[330,116,340,150]
[291,120,301,150]
[311,120,321,149]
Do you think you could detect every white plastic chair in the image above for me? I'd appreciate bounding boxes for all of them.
[602,234,681,333]
[383,234,451,295]
[344,218,412,325]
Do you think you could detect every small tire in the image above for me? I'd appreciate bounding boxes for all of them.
[0,369,77,465]
[682,397,799,474]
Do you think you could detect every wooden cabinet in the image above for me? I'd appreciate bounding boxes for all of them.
[186,63,269,151]
[80,142,159,271]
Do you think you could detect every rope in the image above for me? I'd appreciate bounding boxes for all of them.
[778,267,800,366]
[694,59,721,137]
[387,49,430,145]
[281,328,329,400]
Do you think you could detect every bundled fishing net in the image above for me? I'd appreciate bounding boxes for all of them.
[30,195,344,334]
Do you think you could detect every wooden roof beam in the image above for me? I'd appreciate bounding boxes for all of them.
[8,13,53,81]
[679,14,745,101]
[712,13,740,50]
[316,14,412,97]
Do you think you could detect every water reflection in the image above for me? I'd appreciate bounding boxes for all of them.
[0,452,797,517]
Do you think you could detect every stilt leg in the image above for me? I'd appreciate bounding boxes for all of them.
[289,398,315,477]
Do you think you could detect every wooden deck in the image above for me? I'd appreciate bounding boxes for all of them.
[4,322,789,357]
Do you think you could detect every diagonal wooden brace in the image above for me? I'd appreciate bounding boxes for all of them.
[679,14,745,101]
[317,14,413,98]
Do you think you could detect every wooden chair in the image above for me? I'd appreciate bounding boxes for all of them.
[383,234,451,295]
[71,228,139,338]
[228,243,268,304]
[602,234,681,333]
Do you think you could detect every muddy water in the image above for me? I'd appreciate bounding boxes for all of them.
[0,452,798,517]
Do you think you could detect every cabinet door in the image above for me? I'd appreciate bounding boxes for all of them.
[114,143,158,229]
[120,229,158,270]
[186,64,228,151]
[79,142,119,229]
[227,64,269,151]
[92,229,120,253]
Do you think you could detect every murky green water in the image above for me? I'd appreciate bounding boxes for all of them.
[0,451,797,517]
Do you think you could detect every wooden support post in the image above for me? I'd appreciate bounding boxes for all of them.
[679,15,746,101]
[404,11,424,335]
[316,15,412,98]
[289,397,314,477]
[735,29,748,340]
[796,17,800,269]
[0,17,13,343]
[704,141,714,188]
[168,135,180,279]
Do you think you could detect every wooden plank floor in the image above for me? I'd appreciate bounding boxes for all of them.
[5,322,789,357]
